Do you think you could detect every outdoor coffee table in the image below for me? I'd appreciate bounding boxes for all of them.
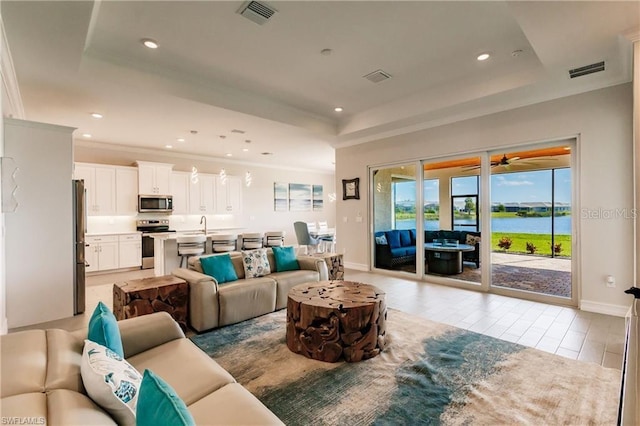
[286,281,387,363]
[425,242,475,275]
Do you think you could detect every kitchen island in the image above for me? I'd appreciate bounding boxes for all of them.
[151,229,244,277]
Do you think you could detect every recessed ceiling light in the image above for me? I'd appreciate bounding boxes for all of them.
[82,133,92,138]
[141,38,159,49]
[177,138,185,142]
[321,48,332,56]
[165,145,173,149]
[477,53,490,61]
[245,139,251,144]
[90,112,103,119]
[225,153,232,157]
[334,107,343,112]
[242,148,249,152]
[190,130,198,134]
[261,152,273,156]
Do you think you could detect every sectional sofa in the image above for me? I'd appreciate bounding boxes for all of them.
[374,228,481,269]
[172,250,328,332]
[0,312,283,425]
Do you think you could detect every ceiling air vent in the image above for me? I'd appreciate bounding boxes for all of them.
[569,61,605,79]
[363,69,392,83]
[238,1,277,25]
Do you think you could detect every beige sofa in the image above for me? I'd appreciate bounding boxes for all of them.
[0,312,283,425]
[173,250,328,332]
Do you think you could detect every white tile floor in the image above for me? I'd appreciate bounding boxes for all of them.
[12,267,626,370]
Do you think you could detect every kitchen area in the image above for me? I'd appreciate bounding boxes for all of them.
[76,160,246,278]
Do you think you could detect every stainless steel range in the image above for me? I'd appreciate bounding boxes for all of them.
[136,219,175,269]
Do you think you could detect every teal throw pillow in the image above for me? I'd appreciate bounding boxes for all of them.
[200,254,238,284]
[88,301,124,358]
[272,246,300,272]
[136,369,195,426]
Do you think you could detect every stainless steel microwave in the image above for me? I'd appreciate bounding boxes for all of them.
[138,195,173,213]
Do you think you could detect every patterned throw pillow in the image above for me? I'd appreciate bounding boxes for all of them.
[375,235,388,245]
[241,248,271,278]
[81,340,142,426]
[466,234,481,246]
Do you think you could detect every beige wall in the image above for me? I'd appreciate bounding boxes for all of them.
[336,83,634,315]
[73,144,336,247]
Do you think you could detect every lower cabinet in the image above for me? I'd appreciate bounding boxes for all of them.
[118,234,142,268]
[86,233,141,272]
[86,235,119,272]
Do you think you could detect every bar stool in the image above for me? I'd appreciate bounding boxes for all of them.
[264,231,285,247]
[211,234,237,253]
[176,235,206,267]
[241,232,264,250]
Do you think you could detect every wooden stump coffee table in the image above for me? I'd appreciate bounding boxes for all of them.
[286,281,387,363]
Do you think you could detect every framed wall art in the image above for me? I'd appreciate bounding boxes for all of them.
[342,178,360,200]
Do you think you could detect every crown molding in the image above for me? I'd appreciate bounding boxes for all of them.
[0,15,24,119]
[73,139,334,175]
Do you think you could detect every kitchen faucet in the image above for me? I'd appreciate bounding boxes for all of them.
[200,216,207,234]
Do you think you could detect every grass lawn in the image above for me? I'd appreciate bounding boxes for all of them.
[491,232,571,257]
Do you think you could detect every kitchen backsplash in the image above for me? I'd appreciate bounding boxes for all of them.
[86,214,243,234]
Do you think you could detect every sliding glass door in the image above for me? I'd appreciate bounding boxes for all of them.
[489,145,574,301]
[372,164,418,274]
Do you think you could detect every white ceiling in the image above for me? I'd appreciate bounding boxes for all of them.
[2,1,638,172]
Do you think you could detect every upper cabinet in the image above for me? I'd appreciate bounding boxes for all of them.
[136,161,172,195]
[190,173,216,214]
[74,163,116,216]
[215,175,242,214]
[115,167,138,215]
[171,172,190,215]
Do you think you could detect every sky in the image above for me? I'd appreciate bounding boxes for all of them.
[395,168,572,204]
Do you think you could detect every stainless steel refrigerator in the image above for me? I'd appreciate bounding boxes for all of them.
[73,179,86,314]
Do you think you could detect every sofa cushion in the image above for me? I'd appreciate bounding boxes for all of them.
[0,330,47,398]
[127,338,235,406]
[88,302,124,358]
[137,369,195,426]
[0,393,47,423]
[218,279,277,327]
[410,229,417,245]
[81,340,142,426]
[48,389,117,425]
[399,230,412,247]
[270,270,320,310]
[271,246,300,272]
[241,248,271,278]
[425,230,440,242]
[385,230,402,249]
[439,230,458,241]
[45,329,85,393]
[188,383,284,426]
[200,254,238,284]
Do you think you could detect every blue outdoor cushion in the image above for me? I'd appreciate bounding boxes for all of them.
[405,246,417,256]
[272,246,300,272]
[137,370,195,426]
[200,254,238,284]
[87,301,124,358]
[425,231,439,242]
[399,230,412,247]
[409,229,417,245]
[385,230,401,249]
[390,247,408,257]
[440,230,458,241]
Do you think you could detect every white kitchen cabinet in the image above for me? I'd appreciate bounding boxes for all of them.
[215,175,242,214]
[118,234,141,268]
[189,173,215,214]
[86,235,119,272]
[136,161,173,195]
[171,172,190,215]
[74,163,116,216]
[115,167,138,215]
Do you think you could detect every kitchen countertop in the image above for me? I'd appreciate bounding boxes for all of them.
[151,229,245,240]
[86,231,142,236]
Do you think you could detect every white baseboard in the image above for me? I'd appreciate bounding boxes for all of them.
[580,299,631,317]
[344,261,368,271]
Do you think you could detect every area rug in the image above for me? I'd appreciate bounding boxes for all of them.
[191,309,620,425]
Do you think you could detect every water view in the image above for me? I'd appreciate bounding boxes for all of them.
[396,215,572,235]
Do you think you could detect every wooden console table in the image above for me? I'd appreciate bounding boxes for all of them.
[286,281,386,362]
[113,275,189,331]
[312,252,344,280]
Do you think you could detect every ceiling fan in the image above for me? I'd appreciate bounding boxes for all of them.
[462,154,558,171]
